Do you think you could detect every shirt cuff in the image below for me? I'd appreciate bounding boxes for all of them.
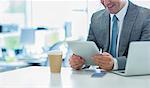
[113,58,118,70]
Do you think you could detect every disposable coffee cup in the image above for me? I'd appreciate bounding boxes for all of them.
[48,50,62,73]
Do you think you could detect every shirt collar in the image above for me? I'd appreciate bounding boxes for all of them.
[110,0,129,21]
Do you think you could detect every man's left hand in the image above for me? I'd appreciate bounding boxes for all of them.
[92,52,114,71]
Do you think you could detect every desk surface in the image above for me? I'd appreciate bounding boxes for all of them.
[0,66,150,88]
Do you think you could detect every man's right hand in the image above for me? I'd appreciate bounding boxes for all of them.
[69,54,85,70]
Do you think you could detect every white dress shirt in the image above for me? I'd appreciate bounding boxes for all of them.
[110,0,129,70]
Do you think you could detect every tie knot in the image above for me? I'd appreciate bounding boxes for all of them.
[112,15,118,22]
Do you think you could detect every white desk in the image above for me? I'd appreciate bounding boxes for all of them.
[0,66,150,88]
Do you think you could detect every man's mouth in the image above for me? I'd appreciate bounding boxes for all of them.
[107,4,115,9]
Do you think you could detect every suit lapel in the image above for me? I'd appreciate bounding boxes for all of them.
[101,11,110,52]
[119,2,138,56]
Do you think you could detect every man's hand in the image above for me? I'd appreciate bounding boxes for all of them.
[69,54,85,70]
[92,52,114,71]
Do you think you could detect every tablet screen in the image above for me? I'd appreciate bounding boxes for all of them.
[67,41,100,65]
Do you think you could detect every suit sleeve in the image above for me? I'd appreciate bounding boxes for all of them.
[117,12,150,70]
[87,14,97,42]
[116,56,127,70]
[140,14,150,40]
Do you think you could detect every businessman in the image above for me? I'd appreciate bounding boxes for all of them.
[69,0,150,71]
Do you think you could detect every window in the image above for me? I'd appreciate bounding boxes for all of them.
[0,0,26,28]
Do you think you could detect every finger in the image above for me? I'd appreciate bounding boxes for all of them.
[69,55,76,63]
[92,55,103,65]
[94,59,112,68]
[92,55,103,61]
[94,53,102,56]
[93,53,103,57]
[100,55,113,62]
[99,61,114,71]
[70,56,81,62]
[73,63,82,68]
[97,59,112,67]
[70,59,81,66]
[71,65,79,70]
[69,58,79,66]
[72,54,83,59]
[92,56,107,64]
[70,57,84,67]
[99,59,111,64]
[101,52,110,56]
[99,63,111,69]
[71,63,83,70]
[92,57,101,65]
[92,54,113,67]
[99,61,111,67]
[75,58,85,64]
[93,58,106,66]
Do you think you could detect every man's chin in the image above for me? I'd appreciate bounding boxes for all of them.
[106,8,117,14]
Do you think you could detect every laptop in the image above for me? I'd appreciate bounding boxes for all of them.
[112,41,150,76]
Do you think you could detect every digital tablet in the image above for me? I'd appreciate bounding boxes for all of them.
[67,41,100,65]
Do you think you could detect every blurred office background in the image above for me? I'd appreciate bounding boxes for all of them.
[0,0,150,70]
